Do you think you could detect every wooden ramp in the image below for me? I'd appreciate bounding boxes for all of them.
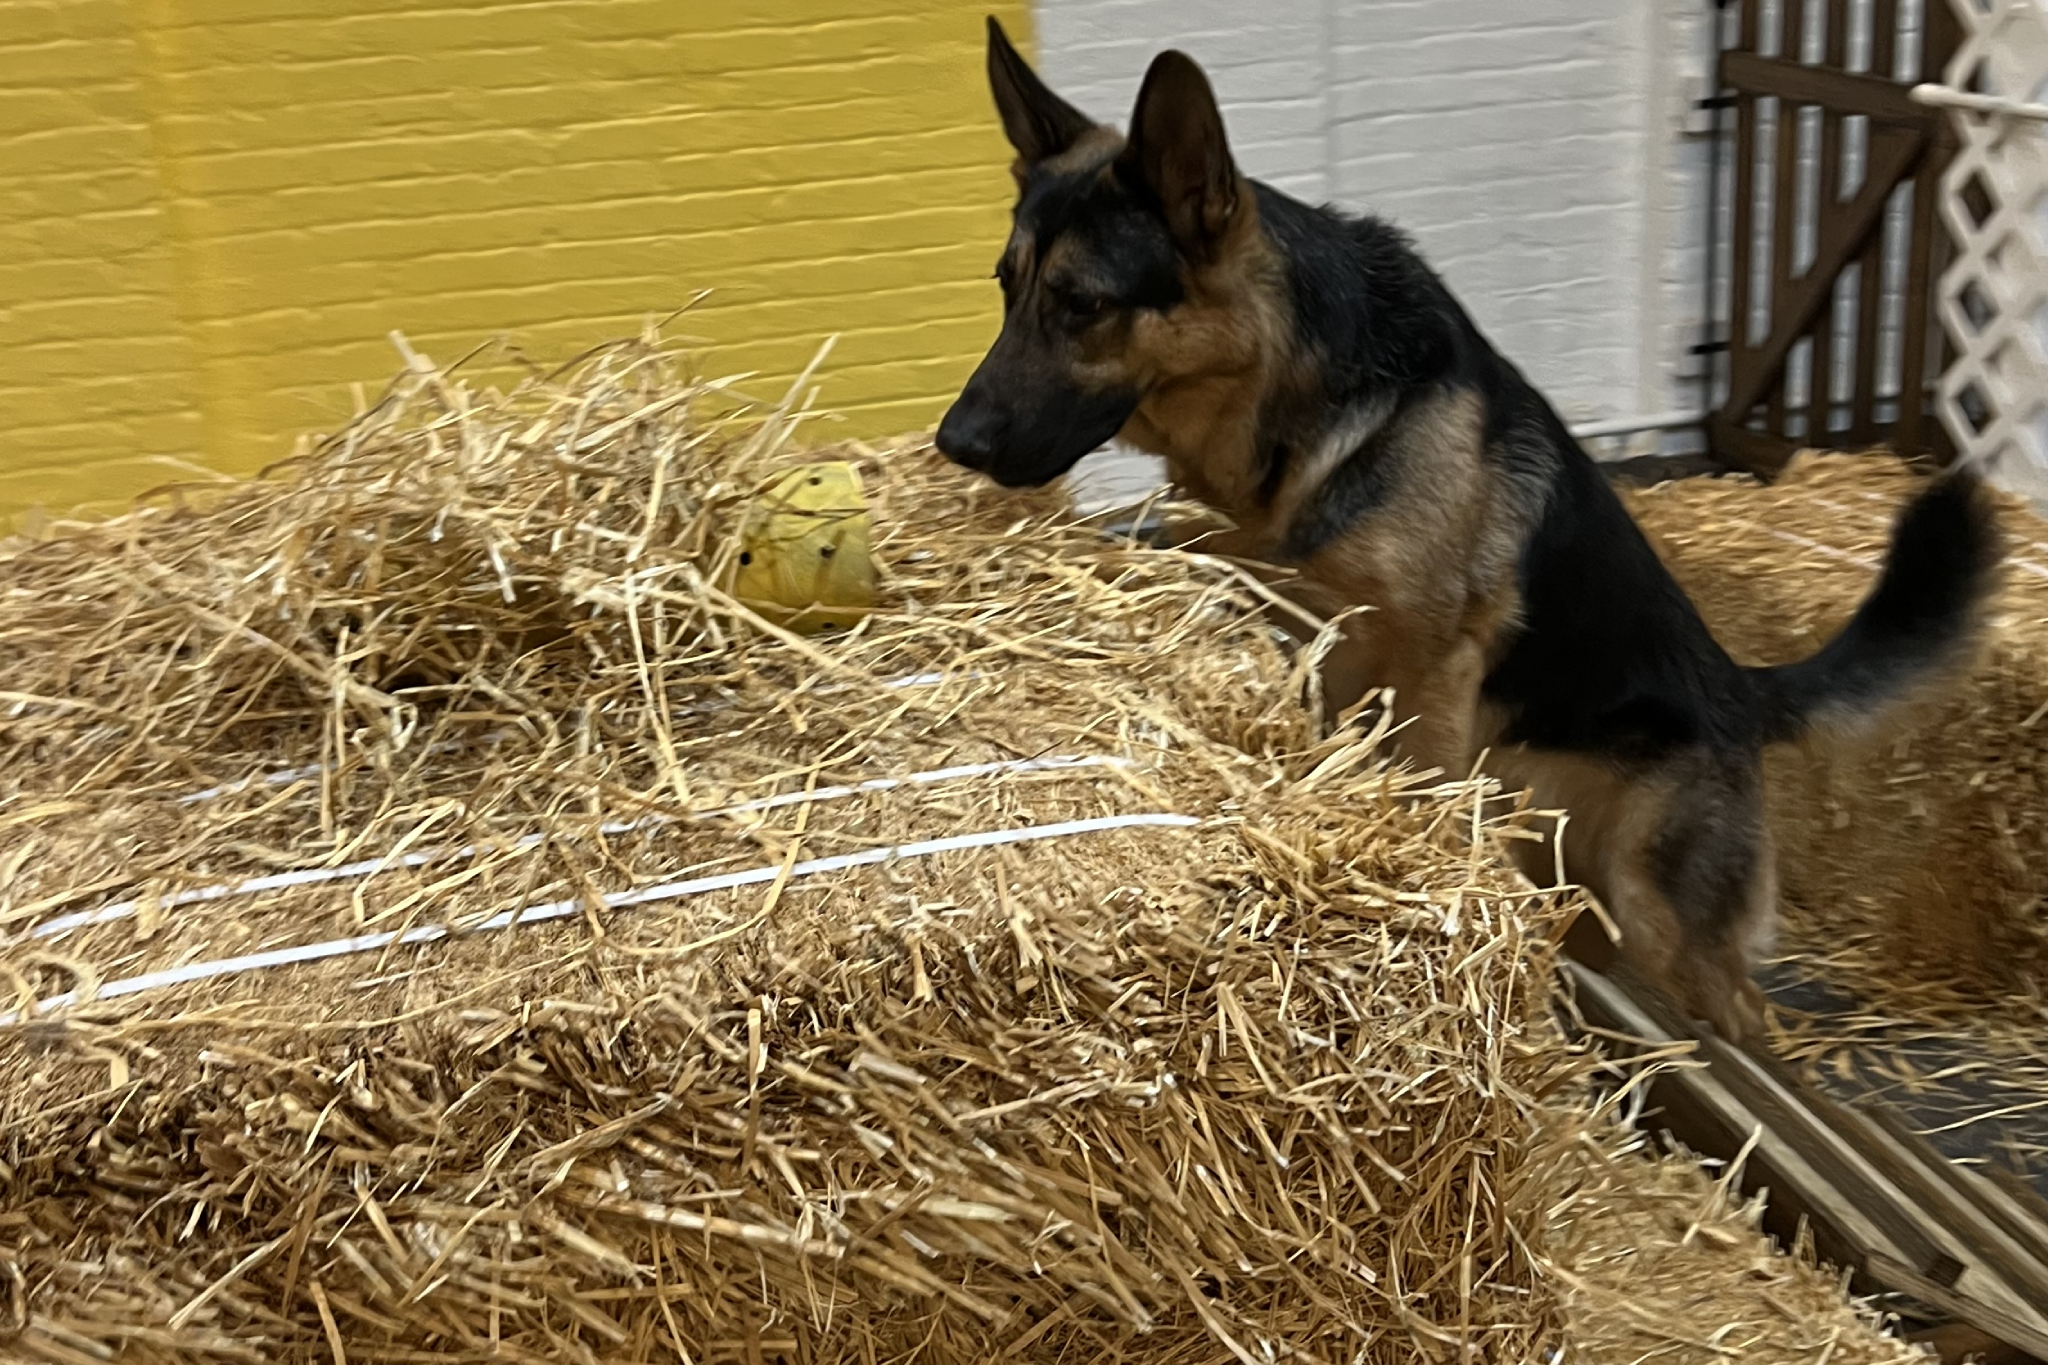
[1565,962,2048,1364]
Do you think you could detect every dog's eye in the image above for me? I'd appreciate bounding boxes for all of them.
[1063,291,1106,321]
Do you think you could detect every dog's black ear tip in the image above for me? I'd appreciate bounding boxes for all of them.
[1133,49,1219,117]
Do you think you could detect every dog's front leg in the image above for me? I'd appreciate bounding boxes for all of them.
[1309,609,1491,779]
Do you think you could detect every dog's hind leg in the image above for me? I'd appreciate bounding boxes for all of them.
[1603,844,1768,1044]
[1486,750,1772,1044]
[1627,761,1776,1044]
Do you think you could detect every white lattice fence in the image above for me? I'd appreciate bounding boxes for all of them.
[1934,0,2048,504]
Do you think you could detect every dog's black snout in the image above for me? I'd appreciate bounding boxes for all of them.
[936,396,1003,471]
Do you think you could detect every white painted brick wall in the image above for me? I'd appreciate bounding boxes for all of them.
[1035,0,1333,202]
[1034,0,1718,508]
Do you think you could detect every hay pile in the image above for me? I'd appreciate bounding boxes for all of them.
[1542,1130,1924,1365]
[1622,454,2048,999]
[0,333,1913,1363]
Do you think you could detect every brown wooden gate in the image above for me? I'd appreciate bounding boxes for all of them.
[1706,0,1962,473]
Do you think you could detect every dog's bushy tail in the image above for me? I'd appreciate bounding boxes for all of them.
[1751,468,2001,744]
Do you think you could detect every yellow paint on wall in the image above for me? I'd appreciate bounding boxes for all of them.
[0,0,1029,525]
[0,0,204,520]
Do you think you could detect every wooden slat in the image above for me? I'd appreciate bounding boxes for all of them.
[1919,0,1964,85]
[1562,960,2048,1363]
[1697,1034,1958,1282]
[1848,189,1887,439]
[1722,123,1927,421]
[1720,49,1931,124]
[1985,1165,2048,1240]
[1724,0,1763,429]
[1770,89,1801,433]
[1559,964,1901,1275]
[1894,143,1942,452]
[1791,1094,2048,1319]
[1868,0,1900,82]
[1857,1100,2048,1292]
[1868,1254,2048,1363]
[1765,0,1803,435]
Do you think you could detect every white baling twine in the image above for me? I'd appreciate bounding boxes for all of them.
[24,753,1130,944]
[1698,495,2048,582]
[1818,491,2048,582]
[1,811,1199,1025]
[1722,516,1880,572]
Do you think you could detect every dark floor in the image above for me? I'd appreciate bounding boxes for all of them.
[1599,450,1732,487]
[1761,962,2048,1201]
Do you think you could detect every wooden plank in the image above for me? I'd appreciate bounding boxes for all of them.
[1765,0,1801,435]
[1868,1253,2048,1363]
[1720,49,1933,124]
[1849,184,1888,441]
[1697,1034,1957,1282]
[1868,0,1900,82]
[1900,145,1949,454]
[1707,413,1802,475]
[1919,0,1964,86]
[1769,90,1801,433]
[1789,1095,2048,1327]
[1721,122,1928,421]
[1648,1073,1881,1279]
[1858,1100,2048,1291]
[1562,962,2048,1363]
[1984,1164,2048,1240]
[1561,963,1912,1274]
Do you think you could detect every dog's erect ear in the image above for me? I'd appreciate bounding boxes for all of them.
[1119,50,1239,255]
[986,16,1094,167]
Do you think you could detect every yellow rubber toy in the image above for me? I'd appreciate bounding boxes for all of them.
[726,461,877,635]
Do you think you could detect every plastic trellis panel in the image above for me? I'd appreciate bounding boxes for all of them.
[1937,0,2048,504]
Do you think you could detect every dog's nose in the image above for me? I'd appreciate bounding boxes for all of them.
[935,398,1002,471]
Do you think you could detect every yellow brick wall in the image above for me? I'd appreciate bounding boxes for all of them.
[1,0,202,517]
[1,0,1029,525]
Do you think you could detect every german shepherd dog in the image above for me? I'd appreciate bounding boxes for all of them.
[934,20,2001,1041]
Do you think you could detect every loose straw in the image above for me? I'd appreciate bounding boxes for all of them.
[174,669,972,807]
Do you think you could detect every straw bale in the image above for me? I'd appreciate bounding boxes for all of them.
[0,332,1915,1363]
[1621,454,2048,998]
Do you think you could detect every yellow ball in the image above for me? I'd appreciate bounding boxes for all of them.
[727,461,877,635]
